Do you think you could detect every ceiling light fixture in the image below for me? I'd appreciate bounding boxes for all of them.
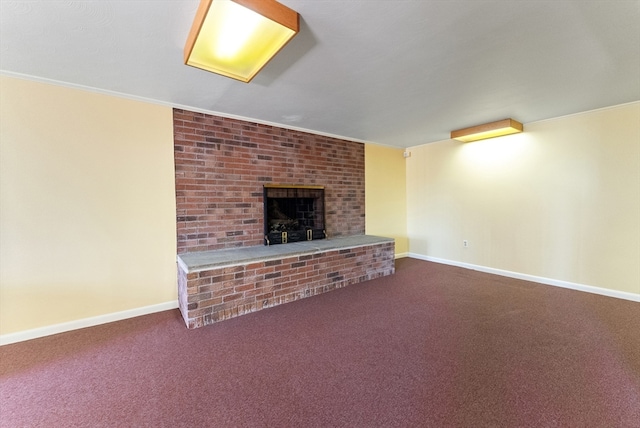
[451,119,523,143]
[184,0,299,83]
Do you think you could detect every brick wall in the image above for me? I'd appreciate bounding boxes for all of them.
[173,109,365,253]
[178,241,395,328]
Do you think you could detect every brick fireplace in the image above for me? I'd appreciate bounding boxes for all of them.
[173,109,394,328]
[173,109,365,253]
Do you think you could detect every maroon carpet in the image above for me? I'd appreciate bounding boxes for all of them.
[1,259,639,427]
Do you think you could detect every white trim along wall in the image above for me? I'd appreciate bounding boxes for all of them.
[0,301,179,346]
[409,254,640,303]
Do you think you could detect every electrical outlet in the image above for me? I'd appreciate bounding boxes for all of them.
[463,240,468,248]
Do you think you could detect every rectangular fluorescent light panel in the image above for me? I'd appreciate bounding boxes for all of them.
[184,0,299,82]
[451,119,524,143]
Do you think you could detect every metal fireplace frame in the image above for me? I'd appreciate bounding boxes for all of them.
[263,184,326,245]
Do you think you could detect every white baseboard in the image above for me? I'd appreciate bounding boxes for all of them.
[0,300,179,346]
[408,253,640,303]
[3,256,637,345]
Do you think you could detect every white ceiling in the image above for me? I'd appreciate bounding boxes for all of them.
[1,0,639,148]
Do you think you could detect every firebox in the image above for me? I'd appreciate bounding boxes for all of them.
[264,184,326,245]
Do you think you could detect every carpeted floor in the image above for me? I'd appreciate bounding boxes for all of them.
[1,258,639,427]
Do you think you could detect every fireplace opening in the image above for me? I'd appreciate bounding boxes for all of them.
[264,185,326,245]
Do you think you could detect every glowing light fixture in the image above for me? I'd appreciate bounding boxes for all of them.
[184,0,299,82]
[451,118,523,143]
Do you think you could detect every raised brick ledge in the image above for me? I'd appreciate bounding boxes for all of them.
[177,235,394,273]
[177,235,395,329]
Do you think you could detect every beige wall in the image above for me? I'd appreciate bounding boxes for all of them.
[365,144,408,255]
[406,102,640,295]
[2,74,636,338]
[0,76,178,335]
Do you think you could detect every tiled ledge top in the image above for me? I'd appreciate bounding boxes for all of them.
[177,235,394,273]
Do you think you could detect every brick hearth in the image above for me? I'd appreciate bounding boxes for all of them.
[177,236,395,328]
